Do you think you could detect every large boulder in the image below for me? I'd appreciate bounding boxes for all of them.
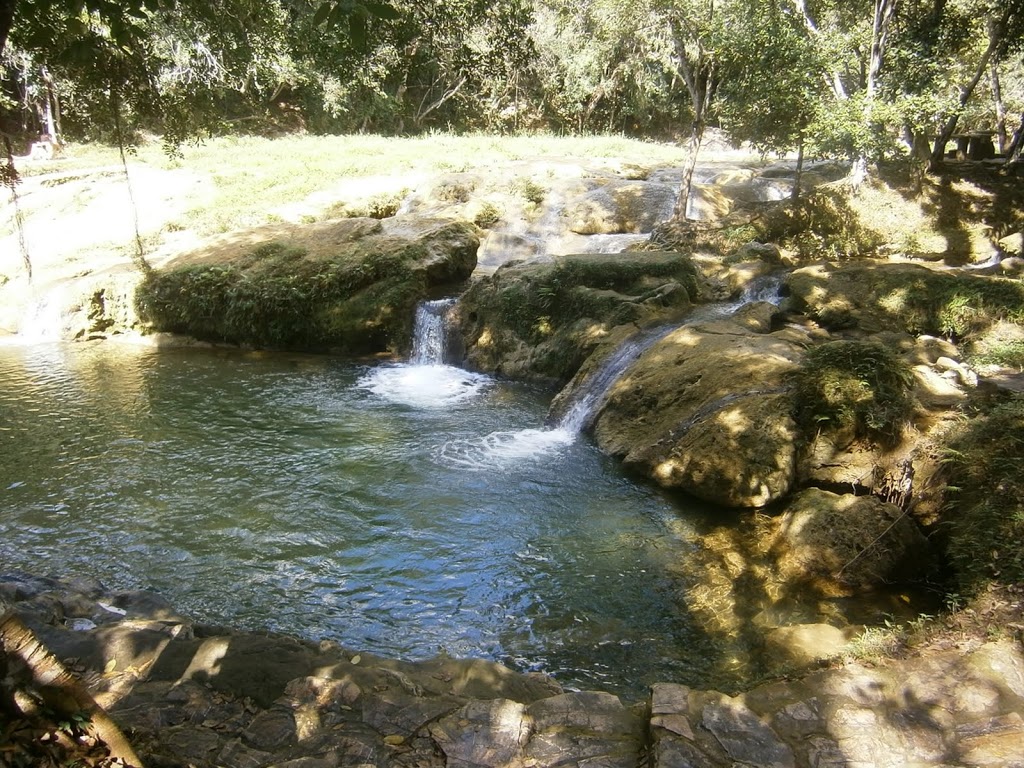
[585,314,804,508]
[770,488,934,592]
[564,180,677,235]
[136,216,479,354]
[457,252,699,384]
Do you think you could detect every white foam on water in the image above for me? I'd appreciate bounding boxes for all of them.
[358,363,492,408]
[438,427,575,470]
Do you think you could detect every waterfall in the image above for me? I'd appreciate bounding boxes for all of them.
[357,297,489,408]
[553,272,785,434]
[410,298,457,365]
[16,285,72,342]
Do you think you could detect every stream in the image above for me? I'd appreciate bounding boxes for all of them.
[0,336,733,699]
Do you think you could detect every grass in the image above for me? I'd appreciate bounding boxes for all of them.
[791,340,916,447]
[939,397,1024,594]
[22,134,694,239]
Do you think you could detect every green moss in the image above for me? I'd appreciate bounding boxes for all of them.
[135,238,432,352]
[792,340,915,446]
[789,264,1024,340]
[941,398,1024,593]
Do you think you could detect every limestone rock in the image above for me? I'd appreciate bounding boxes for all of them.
[763,623,856,670]
[785,261,1024,337]
[429,699,531,768]
[772,488,933,591]
[913,364,967,407]
[138,216,480,354]
[588,322,802,508]
[458,252,699,383]
[564,180,676,235]
[998,231,1023,257]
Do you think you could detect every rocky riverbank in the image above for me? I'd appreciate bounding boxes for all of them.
[3,572,1024,767]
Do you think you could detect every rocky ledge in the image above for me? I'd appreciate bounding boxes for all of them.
[3,572,1023,768]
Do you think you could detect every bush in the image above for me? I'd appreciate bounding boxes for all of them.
[791,340,915,446]
[940,398,1024,593]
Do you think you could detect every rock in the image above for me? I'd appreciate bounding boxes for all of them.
[905,334,961,365]
[429,699,531,768]
[763,624,856,670]
[587,322,802,508]
[526,692,642,768]
[458,251,699,383]
[785,261,1024,337]
[913,364,967,407]
[564,180,677,235]
[718,177,795,204]
[687,184,733,221]
[137,217,480,354]
[701,692,796,767]
[726,241,784,266]
[998,231,1023,257]
[771,488,933,591]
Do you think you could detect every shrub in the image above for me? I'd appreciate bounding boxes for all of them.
[940,398,1024,593]
[791,340,915,446]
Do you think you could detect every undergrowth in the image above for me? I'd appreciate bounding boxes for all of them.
[939,397,1024,594]
[791,340,915,446]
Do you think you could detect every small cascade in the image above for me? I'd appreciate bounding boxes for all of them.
[552,272,786,434]
[357,297,490,409]
[555,324,676,434]
[410,298,457,365]
[15,285,72,343]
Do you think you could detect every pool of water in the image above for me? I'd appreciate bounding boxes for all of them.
[0,341,730,699]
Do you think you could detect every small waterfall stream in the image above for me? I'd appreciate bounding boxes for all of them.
[357,298,491,409]
[552,272,786,434]
[375,274,785,471]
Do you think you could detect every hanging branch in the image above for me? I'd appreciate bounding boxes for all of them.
[111,93,151,275]
[2,134,32,281]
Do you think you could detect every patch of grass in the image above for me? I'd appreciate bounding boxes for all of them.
[473,201,502,229]
[791,340,915,446]
[970,340,1024,370]
[939,398,1024,594]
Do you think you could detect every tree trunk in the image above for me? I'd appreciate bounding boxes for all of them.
[991,58,1007,153]
[930,12,1007,169]
[673,118,705,221]
[1008,113,1024,162]
[0,0,15,55]
[792,135,805,202]
[0,611,145,767]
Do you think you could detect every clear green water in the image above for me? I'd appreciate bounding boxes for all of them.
[0,342,727,698]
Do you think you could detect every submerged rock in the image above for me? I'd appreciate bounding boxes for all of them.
[770,488,933,592]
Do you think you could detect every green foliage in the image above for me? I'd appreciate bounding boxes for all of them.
[757,190,884,260]
[792,340,915,446]
[940,398,1024,593]
[135,239,429,351]
[970,340,1024,370]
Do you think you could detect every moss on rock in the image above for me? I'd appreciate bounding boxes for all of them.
[791,340,916,448]
[136,218,478,353]
[785,262,1024,339]
[457,252,699,383]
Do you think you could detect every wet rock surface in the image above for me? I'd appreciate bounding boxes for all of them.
[4,572,1023,767]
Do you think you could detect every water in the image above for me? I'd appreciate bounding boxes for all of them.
[0,341,722,699]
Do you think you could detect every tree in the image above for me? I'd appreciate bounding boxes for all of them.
[928,0,1024,168]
